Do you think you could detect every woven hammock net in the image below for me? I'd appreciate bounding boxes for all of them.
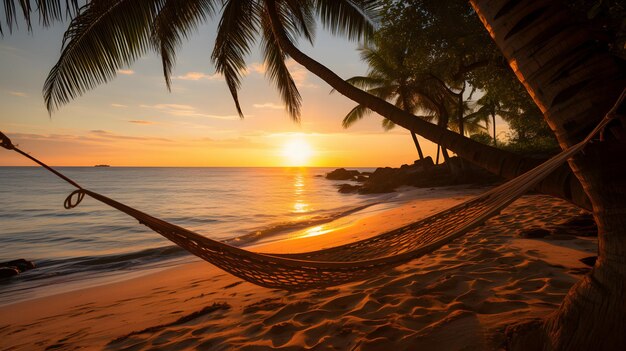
[0,112,614,291]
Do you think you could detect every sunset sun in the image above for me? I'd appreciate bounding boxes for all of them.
[282,138,314,167]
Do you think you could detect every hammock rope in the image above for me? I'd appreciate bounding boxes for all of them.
[1,90,623,290]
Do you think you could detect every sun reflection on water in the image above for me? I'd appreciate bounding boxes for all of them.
[292,172,309,214]
[301,225,334,238]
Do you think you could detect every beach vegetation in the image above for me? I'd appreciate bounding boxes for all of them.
[1,0,625,349]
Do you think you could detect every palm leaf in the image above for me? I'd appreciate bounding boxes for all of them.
[260,5,302,121]
[314,0,377,41]
[381,117,395,130]
[211,0,261,118]
[151,0,217,90]
[1,0,79,34]
[43,0,162,113]
[342,104,371,128]
[283,0,315,44]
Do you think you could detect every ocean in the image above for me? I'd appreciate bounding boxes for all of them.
[0,166,409,305]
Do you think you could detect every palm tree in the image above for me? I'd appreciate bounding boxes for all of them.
[465,94,507,146]
[0,0,592,211]
[3,1,625,346]
[338,43,443,161]
[470,0,626,349]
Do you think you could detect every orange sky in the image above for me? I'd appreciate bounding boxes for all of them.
[0,22,509,168]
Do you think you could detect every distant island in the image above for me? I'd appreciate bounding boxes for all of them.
[94,165,110,168]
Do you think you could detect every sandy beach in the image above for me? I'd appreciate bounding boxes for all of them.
[0,192,596,350]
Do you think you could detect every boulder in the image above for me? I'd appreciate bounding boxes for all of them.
[358,167,408,194]
[337,184,360,194]
[326,168,360,180]
[413,156,435,169]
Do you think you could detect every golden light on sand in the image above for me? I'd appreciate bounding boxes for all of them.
[282,138,314,167]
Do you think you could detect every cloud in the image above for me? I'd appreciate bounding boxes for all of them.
[140,104,240,120]
[285,59,317,88]
[8,131,171,145]
[246,62,266,75]
[129,120,157,125]
[9,91,27,97]
[192,136,268,149]
[245,60,316,88]
[253,102,284,110]
[117,69,135,75]
[88,130,171,142]
[111,103,127,108]
[175,72,223,81]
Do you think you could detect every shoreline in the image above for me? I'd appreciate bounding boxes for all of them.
[0,192,596,350]
[0,185,487,307]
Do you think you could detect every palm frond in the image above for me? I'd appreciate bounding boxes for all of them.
[151,0,217,90]
[43,0,162,113]
[381,117,395,130]
[342,104,371,128]
[283,0,315,44]
[1,0,79,34]
[364,84,396,100]
[211,0,261,118]
[260,6,301,121]
[314,0,376,41]
[343,75,382,89]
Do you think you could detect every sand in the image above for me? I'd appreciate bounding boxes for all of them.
[0,192,596,350]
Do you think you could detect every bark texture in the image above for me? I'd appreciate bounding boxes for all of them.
[469,0,626,349]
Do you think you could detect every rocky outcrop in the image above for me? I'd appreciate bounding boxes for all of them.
[327,157,500,195]
[325,168,361,180]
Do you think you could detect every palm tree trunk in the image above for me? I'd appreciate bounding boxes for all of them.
[410,132,425,160]
[492,113,497,146]
[437,111,452,164]
[470,1,626,349]
[264,0,593,211]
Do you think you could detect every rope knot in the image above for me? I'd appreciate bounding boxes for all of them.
[0,131,15,150]
[64,189,86,209]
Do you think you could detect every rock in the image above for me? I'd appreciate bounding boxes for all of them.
[580,256,597,267]
[1,259,36,272]
[519,228,551,238]
[326,168,360,180]
[329,156,499,196]
[358,167,407,194]
[413,157,435,170]
[337,184,360,194]
[0,267,20,279]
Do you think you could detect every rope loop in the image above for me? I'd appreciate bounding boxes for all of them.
[0,131,15,150]
[64,189,86,209]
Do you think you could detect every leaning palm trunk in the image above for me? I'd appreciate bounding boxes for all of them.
[265,0,590,211]
[470,0,626,349]
[410,132,425,160]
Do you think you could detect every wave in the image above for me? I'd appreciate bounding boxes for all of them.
[0,199,392,305]
[224,202,381,246]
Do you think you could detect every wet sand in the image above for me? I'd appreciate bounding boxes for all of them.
[0,193,596,350]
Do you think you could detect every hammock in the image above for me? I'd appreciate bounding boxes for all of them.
[0,95,621,290]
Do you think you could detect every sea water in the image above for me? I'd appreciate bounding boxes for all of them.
[0,167,403,305]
